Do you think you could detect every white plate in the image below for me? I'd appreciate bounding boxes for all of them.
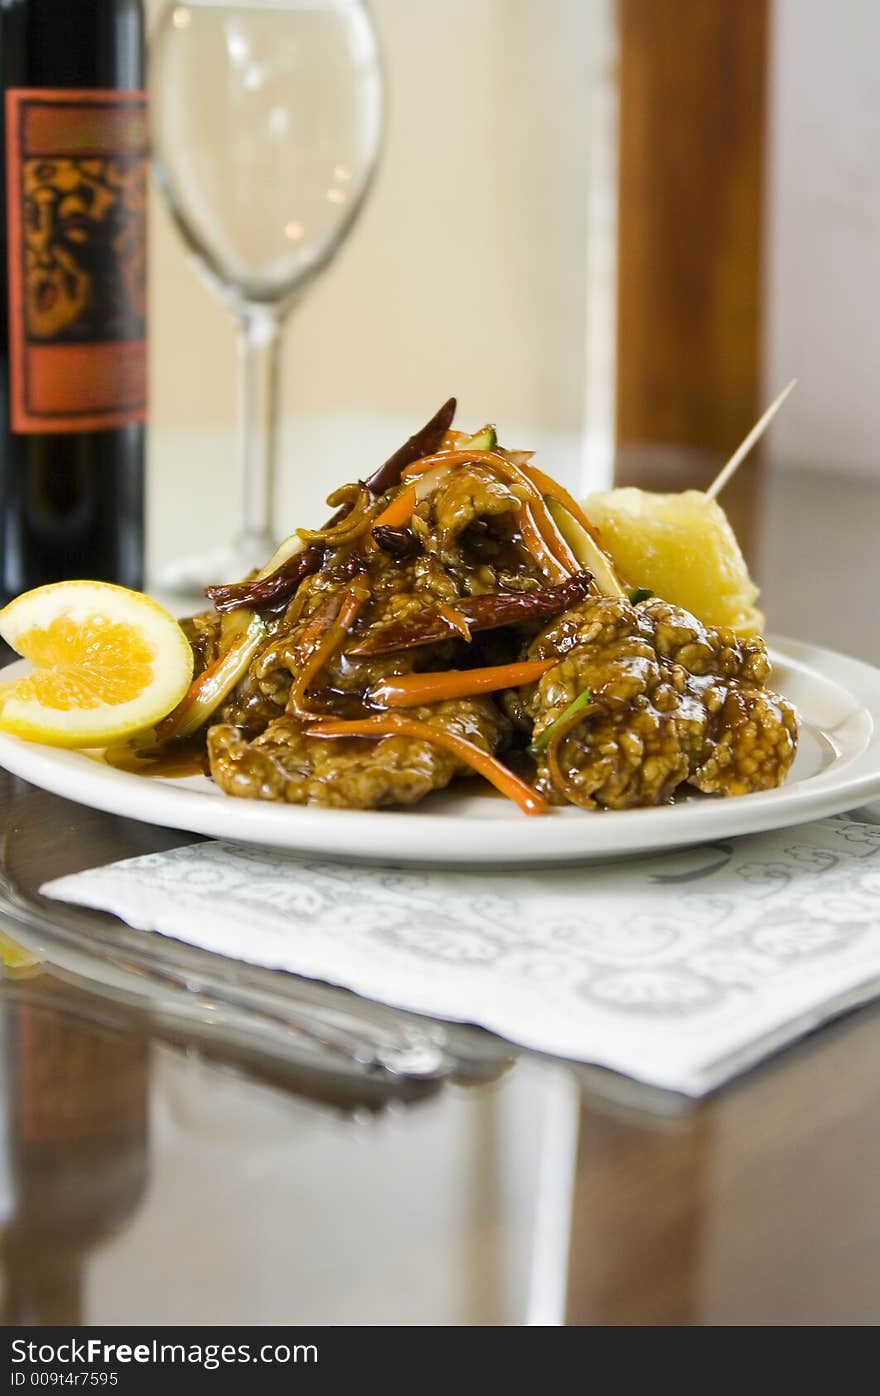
[0,637,878,866]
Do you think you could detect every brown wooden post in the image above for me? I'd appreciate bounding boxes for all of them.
[616,0,769,475]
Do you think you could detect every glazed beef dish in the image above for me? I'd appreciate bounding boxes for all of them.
[148,398,797,816]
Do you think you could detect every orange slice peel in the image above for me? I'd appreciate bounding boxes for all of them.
[0,581,194,748]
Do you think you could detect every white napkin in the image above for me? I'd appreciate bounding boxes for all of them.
[42,816,880,1096]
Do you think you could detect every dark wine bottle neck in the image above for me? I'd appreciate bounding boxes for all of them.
[0,0,145,89]
[0,0,147,601]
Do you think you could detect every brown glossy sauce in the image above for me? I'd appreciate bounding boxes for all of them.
[103,741,209,779]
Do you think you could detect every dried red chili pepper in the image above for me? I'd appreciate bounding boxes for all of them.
[349,570,593,656]
[206,545,324,613]
[364,397,457,496]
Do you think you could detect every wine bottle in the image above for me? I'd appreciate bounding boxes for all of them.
[0,0,146,605]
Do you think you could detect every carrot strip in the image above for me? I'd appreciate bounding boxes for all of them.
[400,449,513,480]
[492,462,579,574]
[531,501,580,574]
[364,484,417,552]
[516,502,568,581]
[402,448,579,577]
[480,457,583,572]
[436,604,472,642]
[493,466,574,567]
[369,659,555,709]
[523,465,606,546]
[288,580,369,718]
[308,715,548,816]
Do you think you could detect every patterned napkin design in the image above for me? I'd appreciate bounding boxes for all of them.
[42,816,880,1095]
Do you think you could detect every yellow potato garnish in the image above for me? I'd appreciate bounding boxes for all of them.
[583,488,765,637]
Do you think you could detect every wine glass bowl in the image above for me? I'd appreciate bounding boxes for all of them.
[150,0,383,590]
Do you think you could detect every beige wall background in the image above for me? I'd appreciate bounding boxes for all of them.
[145,0,618,575]
[763,0,880,476]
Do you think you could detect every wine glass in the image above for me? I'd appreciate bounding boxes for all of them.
[150,0,383,593]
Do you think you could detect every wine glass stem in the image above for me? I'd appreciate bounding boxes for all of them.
[236,302,283,555]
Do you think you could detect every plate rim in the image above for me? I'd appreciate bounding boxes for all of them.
[1,635,878,866]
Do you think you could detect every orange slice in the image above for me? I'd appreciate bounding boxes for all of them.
[0,581,194,748]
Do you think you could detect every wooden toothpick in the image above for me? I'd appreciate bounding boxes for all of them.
[705,379,797,500]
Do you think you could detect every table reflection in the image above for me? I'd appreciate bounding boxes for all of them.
[4,911,880,1323]
[0,980,150,1325]
[0,966,579,1325]
[565,1094,710,1324]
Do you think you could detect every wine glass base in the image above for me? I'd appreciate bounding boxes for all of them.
[153,534,278,603]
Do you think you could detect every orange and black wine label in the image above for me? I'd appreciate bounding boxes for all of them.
[5,89,147,434]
